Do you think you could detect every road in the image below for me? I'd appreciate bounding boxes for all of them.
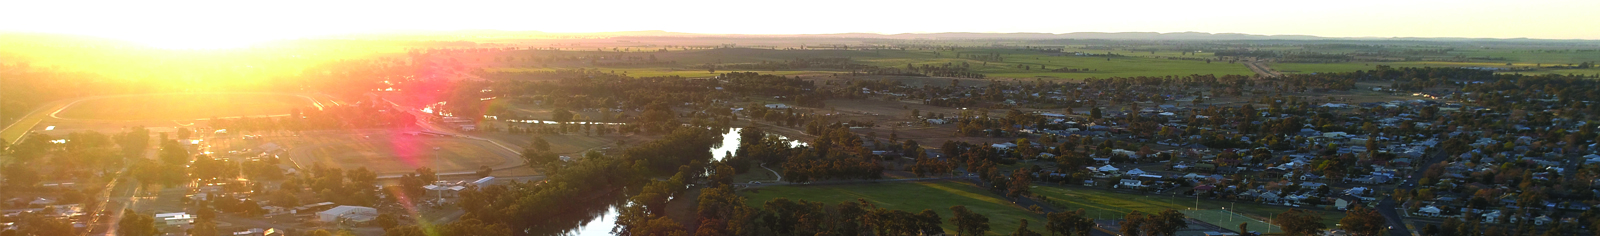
[0,100,72,145]
[1377,145,1450,236]
[1243,58,1284,77]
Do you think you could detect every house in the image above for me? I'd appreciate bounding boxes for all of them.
[764,103,791,109]
[156,212,195,226]
[424,184,467,199]
[1118,179,1144,188]
[1418,206,1442,217]
[317,205,378,223]
[1335,196,1362,210]
[231,228,285,236]
[1125,168,1147,176]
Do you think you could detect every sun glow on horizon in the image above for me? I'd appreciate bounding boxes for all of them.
[112,33,285,49]
[3,0,1599,46]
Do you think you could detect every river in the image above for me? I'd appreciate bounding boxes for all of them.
[530,127,801,236]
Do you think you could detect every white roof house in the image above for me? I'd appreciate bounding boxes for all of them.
[1097,165,1120,172]
[155,212,194,226]
[317,206,378,223]
[1125,168,1147,176]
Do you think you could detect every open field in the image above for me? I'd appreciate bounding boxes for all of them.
[486,67,839,78]
[55,93,314,120]
[743,180,1043,235]
[1182,209,1281,234]
[477,47,1255,80]
[1031,186,1345,229]
[284,131,515,175]
[1272,61,1600,76]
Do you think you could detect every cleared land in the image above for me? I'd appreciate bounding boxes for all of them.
[56,93,313,120]
[286,133,512,175]
[743,180,1044,235]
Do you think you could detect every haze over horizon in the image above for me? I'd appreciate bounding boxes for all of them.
[4,0,1598,48]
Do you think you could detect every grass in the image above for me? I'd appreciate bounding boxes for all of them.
[1,100,69,145]
[291,135,509,175]
[485,47,1256,80]
[855,48,1254,79]
[56,93,312,120]
[1271,61,1600,77]
[1031,186,1345,228]
[743,180,1043,235]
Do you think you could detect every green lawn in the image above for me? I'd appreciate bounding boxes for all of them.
[743,180,1043,235]
[1031,186,1345,228]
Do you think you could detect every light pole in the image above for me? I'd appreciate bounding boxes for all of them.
[1230,202,1236,221]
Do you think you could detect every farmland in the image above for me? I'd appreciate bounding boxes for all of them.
[55,93,314,120]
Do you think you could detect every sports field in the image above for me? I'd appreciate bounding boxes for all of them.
[1182,209,1281,234]
[743,180,1043,235]
[1031,186,1344,228]
[56,93,313,120]
[288,135,511,175]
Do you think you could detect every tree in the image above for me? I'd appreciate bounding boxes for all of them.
[530,136,551,152]
[1277,209,1326,236]
[951,205,991,236]
[1090,107,1103,120]
[416,167,437,183]
[375,213,400,231]
[117,209,160,236]
[1121,211,1146,236]
[158,139,189,165]
[1340,205,1387,236]
[11,212,74,236]
[1152,209,1188,236]
[1011,219,1042,236]
[551,109,575,123]
[190,219,219,236]
[1007,169,1033,199]
[1239,222,1250,236]
[1046,209,1090,236]
[918,209,943,235]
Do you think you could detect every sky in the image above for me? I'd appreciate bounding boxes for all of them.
[4,0,1597,48]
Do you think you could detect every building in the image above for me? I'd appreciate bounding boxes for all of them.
[156,212,195,226]
[232,228,284,236]
[317,205,378,223]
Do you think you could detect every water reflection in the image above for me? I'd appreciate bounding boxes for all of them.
[710,128,804,161]
[534,127,802,236]
[522,192,627,236]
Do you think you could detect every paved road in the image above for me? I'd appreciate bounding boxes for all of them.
[0,100,71,145]
[1378,145,1449,236]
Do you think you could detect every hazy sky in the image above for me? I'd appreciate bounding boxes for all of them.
[4,0,1597,47]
